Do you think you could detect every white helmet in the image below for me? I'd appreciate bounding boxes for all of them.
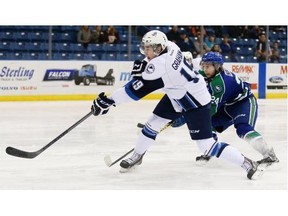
[182,51,193,65]
[140,30,168,55]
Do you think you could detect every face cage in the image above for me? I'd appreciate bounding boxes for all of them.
[140,42,161,56]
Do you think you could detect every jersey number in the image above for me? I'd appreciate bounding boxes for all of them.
[180,68,199,83]
[132,80,144,90]
[211,96,220,105]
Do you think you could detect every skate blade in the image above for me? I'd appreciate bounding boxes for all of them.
[251,164,266,180]
[119,167,130,173]
[260,161,280,169]
[195,160,210,167]
[119,166,137,173]
[119,163,141,173]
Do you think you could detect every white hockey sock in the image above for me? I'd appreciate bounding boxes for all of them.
[244,131,272,157]
[217,145,245,167]
[134,132,155,155]
[196,138,245,167]
[133,114,170,155]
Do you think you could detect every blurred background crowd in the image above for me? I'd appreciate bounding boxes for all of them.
[0,25,287,63]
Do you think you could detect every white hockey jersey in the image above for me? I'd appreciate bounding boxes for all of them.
[192,56,202,72]
[111,41,211,111]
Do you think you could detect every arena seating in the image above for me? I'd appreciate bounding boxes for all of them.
[0,25,286,63]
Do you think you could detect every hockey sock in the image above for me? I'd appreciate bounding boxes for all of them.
[134,132,155,155]
[216,144,245,167]
[244,131,272,156]
[196,138,245,167]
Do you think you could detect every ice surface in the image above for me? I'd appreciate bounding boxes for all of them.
[0,99,286,190]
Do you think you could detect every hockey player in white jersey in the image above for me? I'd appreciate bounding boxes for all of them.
[90,30,265,180]
[182,51,201,72]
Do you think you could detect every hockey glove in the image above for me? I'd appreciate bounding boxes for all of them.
[171,116,186,128]
[91,92,115,116]
[131,60,147,78]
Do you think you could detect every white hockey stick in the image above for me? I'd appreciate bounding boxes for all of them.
[104,148,134,167]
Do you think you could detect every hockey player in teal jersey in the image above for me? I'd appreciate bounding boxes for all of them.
[178,51,279,166]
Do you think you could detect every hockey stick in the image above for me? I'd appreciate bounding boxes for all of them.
[137,120,174,132]
[137,122,145,128]
[104,121,174,167]
[104,148,134,167]
[6,111,93,159]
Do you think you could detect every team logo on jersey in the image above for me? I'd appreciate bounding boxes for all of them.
[146,64,155,74]
[214,85,222,93]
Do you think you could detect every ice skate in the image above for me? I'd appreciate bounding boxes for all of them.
[242,157,266,180]
[195,155,211,166]
[257,148,279,167]
[119,152,145,173]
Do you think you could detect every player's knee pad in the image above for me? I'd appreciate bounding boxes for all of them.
[195,138,229,157]
[235,123,254,139]
[142,114,171,140]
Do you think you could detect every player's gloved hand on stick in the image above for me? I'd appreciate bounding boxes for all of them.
[91,92,115,116]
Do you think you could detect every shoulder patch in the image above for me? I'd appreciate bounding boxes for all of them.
[146,64,155,74]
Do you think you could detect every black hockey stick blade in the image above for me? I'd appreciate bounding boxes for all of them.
[6,147,42,159]
[6,111,93,159]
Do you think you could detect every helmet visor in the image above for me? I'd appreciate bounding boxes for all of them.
[140,42,160,55]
